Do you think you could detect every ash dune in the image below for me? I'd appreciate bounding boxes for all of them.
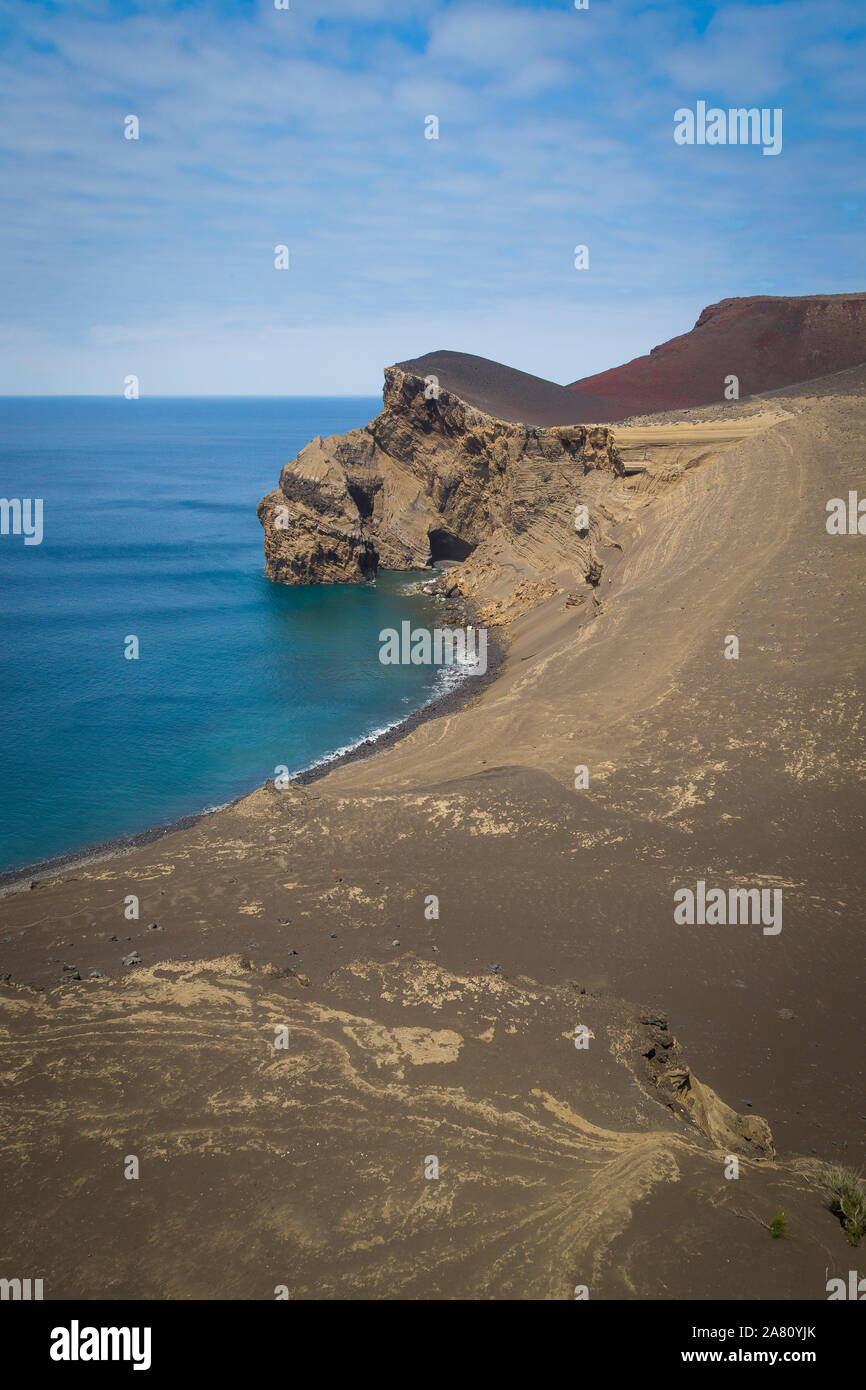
[1,340,864,1299]
[0,957,836,1299]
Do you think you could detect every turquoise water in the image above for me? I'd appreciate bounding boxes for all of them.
[0,397,445,873]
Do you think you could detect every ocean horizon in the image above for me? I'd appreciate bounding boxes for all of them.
[0,395,449,874]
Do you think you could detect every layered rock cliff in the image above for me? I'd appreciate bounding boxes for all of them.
[258,368,623,621]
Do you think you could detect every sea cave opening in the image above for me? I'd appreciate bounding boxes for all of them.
[428,527,475,565]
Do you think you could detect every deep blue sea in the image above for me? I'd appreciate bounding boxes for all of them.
[0,397,446,874]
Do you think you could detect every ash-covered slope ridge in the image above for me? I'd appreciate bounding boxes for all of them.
[569,293,866,417]
[258,367,623,620]
[394,349,620,426]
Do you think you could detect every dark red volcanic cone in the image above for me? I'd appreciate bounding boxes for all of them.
[568,293,866,417]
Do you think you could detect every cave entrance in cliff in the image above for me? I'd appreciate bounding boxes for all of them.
[428,527,474,565]
[346,481,375,519]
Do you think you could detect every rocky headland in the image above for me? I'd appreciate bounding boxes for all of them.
[257,367,623,623]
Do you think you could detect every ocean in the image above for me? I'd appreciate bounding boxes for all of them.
[0,396,449,874]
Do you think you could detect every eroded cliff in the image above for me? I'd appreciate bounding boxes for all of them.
[257,367,623,621]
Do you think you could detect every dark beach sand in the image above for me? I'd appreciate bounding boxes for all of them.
[1,373,864,1299]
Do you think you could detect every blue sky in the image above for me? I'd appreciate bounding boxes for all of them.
[0,0,863,394]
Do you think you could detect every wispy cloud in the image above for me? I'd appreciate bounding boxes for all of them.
[0,0,862,393]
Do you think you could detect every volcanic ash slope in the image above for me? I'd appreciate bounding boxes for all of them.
[1,368,864,1299]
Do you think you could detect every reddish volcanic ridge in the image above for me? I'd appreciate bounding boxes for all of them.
[398,295,866,426]
[568,293,866,419]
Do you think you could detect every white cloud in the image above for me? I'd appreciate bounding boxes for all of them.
[0,0,861,393]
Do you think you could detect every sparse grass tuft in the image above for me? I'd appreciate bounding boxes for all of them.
[821,1167,866,1247]
[769,1210,787,1239]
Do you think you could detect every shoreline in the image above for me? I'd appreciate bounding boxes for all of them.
[2,378,865,1298]
[0,610,505,894]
